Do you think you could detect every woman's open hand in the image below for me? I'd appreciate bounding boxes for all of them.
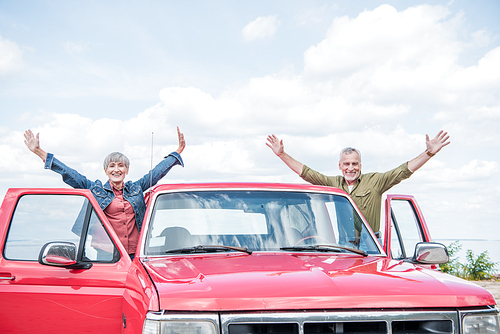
[175,126,185,154]
[24,129,48,161]
[24,129,40,153]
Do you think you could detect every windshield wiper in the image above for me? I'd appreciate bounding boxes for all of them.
[165,245,253,255]
[281,245,342,253]
[281,244,368,257]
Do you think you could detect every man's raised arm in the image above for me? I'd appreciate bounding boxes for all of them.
[266,134,304,175]
[408,130,450,172]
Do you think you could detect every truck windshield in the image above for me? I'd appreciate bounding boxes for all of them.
[144,191,381,256]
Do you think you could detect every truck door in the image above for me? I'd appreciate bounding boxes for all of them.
[0,189,132,333]
[381,195,434,265]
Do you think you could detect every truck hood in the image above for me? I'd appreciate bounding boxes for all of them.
[142,253,495,311]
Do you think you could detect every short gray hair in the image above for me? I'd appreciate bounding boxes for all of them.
[103,152,130,169]
[340,147,361,162]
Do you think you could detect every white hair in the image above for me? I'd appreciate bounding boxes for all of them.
[339,147,361,162]
[103,152,130,169]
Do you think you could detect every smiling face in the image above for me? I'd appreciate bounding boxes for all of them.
[105,161,129,189]
[339,151,361,186]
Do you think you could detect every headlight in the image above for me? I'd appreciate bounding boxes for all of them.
[463,314,499,334]
[143,313,219,334]
[142,319,160,334]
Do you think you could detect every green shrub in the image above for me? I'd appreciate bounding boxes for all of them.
[439,241,498,280]
[439,240,463,276]
[463,249,497,280]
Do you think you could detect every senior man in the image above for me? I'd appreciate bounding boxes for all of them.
[266,131,450,241]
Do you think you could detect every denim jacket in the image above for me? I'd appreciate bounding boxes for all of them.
[44,152,184,232]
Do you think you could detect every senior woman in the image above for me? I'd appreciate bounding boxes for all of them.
[24,127,185,260]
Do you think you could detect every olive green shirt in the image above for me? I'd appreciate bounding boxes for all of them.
[301,162,413,233]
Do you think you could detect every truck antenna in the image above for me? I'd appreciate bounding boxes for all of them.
[150,131,154,189]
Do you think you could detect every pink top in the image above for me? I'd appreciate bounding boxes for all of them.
[104,185,140,255]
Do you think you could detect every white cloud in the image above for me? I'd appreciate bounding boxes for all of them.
[458,160,498,179]
[302,4,463,100]
[294,5,329,26]
[415,159,499,185]
[469,29,492,48]
[147,75,412,140]
[448,46,500,92]
[0,35,23,75]
[242,15,280,41]
[64,41,90,54]
[9,4,498,168]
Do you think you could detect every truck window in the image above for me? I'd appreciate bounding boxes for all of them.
[145,191,381,255]
[4,194,86,260]
[83,207,118,262]
[3,194,117,262]
[389,199,424,259]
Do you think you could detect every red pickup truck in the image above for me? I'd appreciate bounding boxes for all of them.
[0,183,498,333]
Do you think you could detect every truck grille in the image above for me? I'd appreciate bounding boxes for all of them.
[221,311,457,334]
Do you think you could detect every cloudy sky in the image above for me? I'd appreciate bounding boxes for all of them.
[1,1,499,245]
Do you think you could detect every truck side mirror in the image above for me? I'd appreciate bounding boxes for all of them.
[412,242,449,264]
[38,242,92,269]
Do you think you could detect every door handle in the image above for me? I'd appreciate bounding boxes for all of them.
[0,273,15,281]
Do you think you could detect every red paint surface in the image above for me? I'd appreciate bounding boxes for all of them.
[145,252,494,311]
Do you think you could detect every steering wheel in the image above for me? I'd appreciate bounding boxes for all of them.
[295,235,330,245]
